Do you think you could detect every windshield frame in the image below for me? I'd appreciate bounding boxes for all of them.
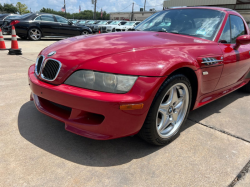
[134,8,226,41]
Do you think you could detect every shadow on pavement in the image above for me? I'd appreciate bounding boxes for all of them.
[18,90,247,167]
[188,89,248,121]
[18,101,166,167]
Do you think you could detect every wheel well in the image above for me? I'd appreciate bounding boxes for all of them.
[169,67,198,110]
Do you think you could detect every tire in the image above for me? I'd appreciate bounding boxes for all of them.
[82,30,90,35]
[138,74,192,145]
[241,81,250,92]
[112,28,115,32]
[28,28,42,41]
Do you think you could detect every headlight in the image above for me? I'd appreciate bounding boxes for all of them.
[65,70,138,93]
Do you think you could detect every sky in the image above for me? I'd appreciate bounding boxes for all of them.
[1,0,164,13]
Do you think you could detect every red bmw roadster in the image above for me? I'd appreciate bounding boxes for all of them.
[28,7,250,145]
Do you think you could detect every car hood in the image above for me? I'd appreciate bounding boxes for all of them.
[40,31,214,84]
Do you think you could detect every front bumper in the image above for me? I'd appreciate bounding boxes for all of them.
[28,64,165,140]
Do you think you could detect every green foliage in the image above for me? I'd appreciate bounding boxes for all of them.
[0,3,18,13]
[40,7,110,20]
[16,2,30,15]
[0,4,3,12]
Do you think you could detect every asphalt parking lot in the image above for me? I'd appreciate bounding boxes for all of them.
[1,35,250,187]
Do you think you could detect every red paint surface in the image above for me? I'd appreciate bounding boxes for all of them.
[28,7,250,139]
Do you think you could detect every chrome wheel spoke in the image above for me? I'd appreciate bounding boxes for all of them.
[171,86,179,105]
[156,83,189,139]
[172,112,178,122]
[158,113,170,132]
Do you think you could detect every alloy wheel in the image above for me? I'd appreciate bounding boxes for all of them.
[156,83,189,139]
[29,29,41,40]
[82,31,89,35]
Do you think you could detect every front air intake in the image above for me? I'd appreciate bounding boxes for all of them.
[35,55,44,75]
[41,59,61,81]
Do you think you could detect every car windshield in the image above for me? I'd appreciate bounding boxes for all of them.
[110,21,120,25]
[135,9,225,41]
[124,22,135,26]
[72,20,78,23]
[78,21,86,24]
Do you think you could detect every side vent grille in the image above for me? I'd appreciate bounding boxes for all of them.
[202,57,223,66]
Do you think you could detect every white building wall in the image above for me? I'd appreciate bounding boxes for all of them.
[163,0,236,7]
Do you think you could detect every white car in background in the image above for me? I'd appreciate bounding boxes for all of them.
[115,21,141,32]
[105,20,127,32]
[93,20,112,33]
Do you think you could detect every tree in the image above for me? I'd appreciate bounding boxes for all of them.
[0,4,4,13]
[2,3,18,13]
[16,2,29,15]
[39,7,110,20]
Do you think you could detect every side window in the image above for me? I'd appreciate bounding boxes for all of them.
[230,15,246,43]
[41,15,55,22]
[121,22,126,25]
[34,16,41,21]
[219,18,231,43]
[55,16,68,24]
[135,22,140,25]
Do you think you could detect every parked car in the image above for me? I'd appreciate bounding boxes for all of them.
[71,20,80,24]
[2,13,92,40]
[115,21,141,32]
[104,20,127,32]
[28,7,250,145]
[84,20,100,30]
[76,20,89,26]
[92,20,112,32]
[0,14,20,27]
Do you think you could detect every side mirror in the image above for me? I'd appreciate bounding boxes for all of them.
[234,35,250,50]
[68,21,73,25]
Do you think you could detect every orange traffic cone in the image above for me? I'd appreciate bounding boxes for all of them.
[8,26,22,55]
[0,28,7,50]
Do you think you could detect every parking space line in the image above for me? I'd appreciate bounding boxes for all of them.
[228,160,250,187]
[188,118,250,144]
[17,55,34,62]
[188,118,250,186]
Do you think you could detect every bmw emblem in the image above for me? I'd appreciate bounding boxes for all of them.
[47,51,56,57]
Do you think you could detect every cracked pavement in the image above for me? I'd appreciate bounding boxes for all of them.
[0,35,250,187]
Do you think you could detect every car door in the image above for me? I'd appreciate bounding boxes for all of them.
[216,14,250,89]
[39,15,60,36]
[54,15,80,36]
